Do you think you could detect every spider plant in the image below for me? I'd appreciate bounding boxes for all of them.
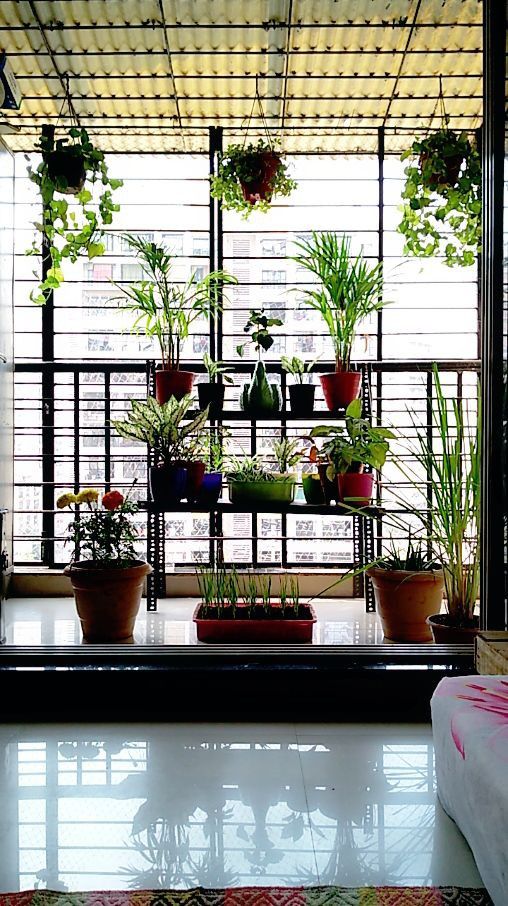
[272,437,302,474]
[291,232,387,372]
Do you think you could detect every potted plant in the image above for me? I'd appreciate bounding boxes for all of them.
[393,365,480,642]
[238,309,283,415]
[292,232,386,410]
[227,454,296,506]
[210,140,297,216]
[27,125,123,305]
[367,539,444,642]
[113,234,236,403]
[111,395,209,508]
[309,399,394,507]
[194,569,315,643]
[58,485,152,642]
[194,428,229,507]
[197,353,234,417]
[281,356,316,415]
[398,127,481,267]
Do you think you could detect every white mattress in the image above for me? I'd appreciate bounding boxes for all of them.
[431,675,508,906]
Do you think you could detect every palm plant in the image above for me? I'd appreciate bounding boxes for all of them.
[111,395,209,467]
[292,232,386,371]
[113,234,236,370]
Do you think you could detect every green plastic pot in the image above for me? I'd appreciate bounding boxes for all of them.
[302,474,325,505]
[229,479,296,506]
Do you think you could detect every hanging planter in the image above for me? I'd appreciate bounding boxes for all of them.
[211,140,296,216]
[398,96,481,268]
[210,81,296,216]
[26,119,123,305]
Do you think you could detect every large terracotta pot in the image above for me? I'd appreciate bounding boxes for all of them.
[155,368,195,403]
[320,371,361,411]
[368,566,444,642]
[338,471,374,507]
[64,559,152,642]
[426,613,480,644]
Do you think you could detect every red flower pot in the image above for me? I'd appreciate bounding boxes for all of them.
[320,371,361,411]
[240,151,281,204]
[338,471,374,507]
[194,602,317,643]
[175,460,206,501]
[155,369,195,403]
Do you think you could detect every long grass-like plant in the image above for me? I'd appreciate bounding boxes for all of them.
[291,232,387,371]
[393,365,480,625]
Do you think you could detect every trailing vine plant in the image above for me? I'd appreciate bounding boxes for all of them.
[27,125,123,304]
[398,122,481,268]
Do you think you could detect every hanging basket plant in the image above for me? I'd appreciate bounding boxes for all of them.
[26,124,123,304]
[398,126,481,267]
[211,139,296,216]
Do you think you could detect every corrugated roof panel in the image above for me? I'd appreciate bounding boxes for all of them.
[0,0,483,154]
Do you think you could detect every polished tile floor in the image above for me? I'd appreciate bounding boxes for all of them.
[4,597,391,646]
[0,722,483,892]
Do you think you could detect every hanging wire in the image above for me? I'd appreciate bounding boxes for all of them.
[242,75,273,149]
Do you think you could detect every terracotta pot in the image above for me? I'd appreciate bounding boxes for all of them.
[45,149,86,194]
[64,559,152,642]
[368,567,445,642]
[426,613,480,644]
[155,369,195,403]
[320,371,361,411]
[197,382,225,418]
[338,471,374,507]
[240,151,281,204]
[288,384,315,415]
[419,151,464,189]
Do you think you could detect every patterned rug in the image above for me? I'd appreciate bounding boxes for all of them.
[0,889,493,906]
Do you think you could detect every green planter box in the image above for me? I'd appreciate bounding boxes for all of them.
[228,479,296,506]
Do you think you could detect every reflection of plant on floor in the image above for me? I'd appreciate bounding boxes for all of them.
[123,809,238,889]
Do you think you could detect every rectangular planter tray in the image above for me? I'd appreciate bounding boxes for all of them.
[193,603,317,643]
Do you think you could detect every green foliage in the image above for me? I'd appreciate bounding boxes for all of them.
[60,487,138,567]
[202,353,234,384]
[202,426,230,473]
[272,437,302,473]
[393,365,481,624]
[197,566,301,615]
[225,453,293,484]
[398,129,481,267]
[113,234,237,369]
[237,309,283,358]
[281,355,316,384]
[309,398,395,479]
[27,126,122,305]
[291,232,386,370]
[378,537,440,572]
[210,140,297,216]
[111,395,209,467]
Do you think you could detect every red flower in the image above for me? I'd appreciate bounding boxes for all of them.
[102,490,124,511]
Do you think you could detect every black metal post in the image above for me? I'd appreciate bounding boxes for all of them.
[480,0,507,630]
[41,124,55,568]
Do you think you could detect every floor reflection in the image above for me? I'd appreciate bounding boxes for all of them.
[0,723,483,891]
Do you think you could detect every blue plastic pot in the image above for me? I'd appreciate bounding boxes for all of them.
[195,472,223,507]
[149,465,187,508]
